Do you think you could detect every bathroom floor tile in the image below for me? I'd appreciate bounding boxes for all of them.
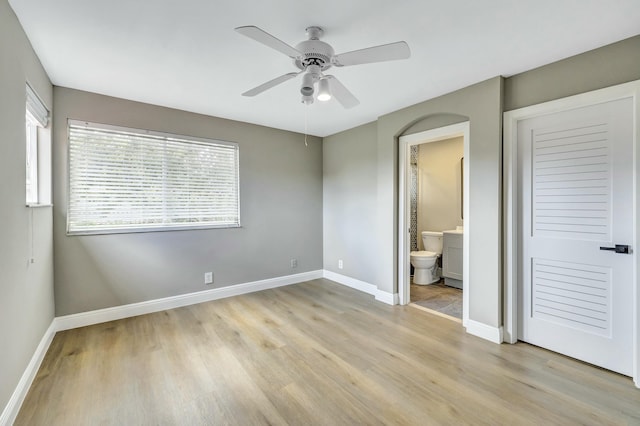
[410,280,462,319]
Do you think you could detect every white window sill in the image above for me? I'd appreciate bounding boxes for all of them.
[67,223,241,236]
[26,204,53,208]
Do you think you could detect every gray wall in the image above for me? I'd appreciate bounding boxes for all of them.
[321,78,503,329]
[377,78,504,326]
[323,122,377,283]
[2,12,638,418]
[504,35,640,111]
[53,88,323,315]
[321,35,640,332]
[0,0,54,416]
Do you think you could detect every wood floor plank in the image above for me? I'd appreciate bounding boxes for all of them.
[15,279,640,425]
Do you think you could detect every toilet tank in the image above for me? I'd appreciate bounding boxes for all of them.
[421,231,443,254]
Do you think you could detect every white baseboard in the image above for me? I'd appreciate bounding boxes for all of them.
[55,270,323,331]
[375,289,398,305]
[465,319,503,344]
[322,270,398,305]
[0,322,56,426]
[322,270,377,295]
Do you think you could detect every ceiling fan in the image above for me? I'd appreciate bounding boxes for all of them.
[235,25,411,108]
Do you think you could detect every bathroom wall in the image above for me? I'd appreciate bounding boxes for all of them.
[416,137,463,244]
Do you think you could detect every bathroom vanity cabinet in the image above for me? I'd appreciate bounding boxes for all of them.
[442,229,463,289]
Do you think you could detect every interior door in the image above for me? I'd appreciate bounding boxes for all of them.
[518,97,634,376]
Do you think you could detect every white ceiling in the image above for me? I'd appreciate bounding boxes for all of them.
[8,0,640,137]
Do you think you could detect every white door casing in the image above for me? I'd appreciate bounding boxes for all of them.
[504,80,640,385]
[398,122,470,327]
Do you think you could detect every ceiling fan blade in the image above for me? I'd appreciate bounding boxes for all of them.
[326,75,359,109]
[333,41,410,67]
[235,26,302,59]
[242,72,300,97]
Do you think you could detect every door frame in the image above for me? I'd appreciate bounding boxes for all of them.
[398,121,470,327]
[503,80,640,386]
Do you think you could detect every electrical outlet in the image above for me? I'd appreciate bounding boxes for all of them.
[204,272,213,285]
[290,259,298,268]
[338,259,343,269]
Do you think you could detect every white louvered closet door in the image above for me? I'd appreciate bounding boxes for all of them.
[518,96,634,376]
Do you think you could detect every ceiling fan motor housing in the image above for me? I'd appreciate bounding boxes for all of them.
[294,39,335,72]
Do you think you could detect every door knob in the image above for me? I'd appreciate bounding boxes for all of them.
[599,244,630,254]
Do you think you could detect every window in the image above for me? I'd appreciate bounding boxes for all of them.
[25,113,39,204]
[67,120,240,235]
[26,84,50,206]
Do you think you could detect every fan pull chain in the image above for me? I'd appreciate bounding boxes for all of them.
[304,103,308,147]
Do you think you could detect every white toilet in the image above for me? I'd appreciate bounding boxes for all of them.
[410,231,443,285]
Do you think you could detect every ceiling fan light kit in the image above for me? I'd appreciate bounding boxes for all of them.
[235,25,410,108]
[317,78,331,102]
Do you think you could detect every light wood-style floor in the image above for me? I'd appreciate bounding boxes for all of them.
[16,279,640,425]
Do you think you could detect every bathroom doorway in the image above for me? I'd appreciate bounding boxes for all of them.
[398,122,470,326]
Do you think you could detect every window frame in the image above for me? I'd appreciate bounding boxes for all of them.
[66,120,241,236]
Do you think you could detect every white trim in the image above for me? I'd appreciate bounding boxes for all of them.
[322,270,398,305]
[375,289,399,305]
[398,123,468,145]
[466,320,504,344]
[503,79,640,387]
[503,100,519,344]
[322,270,377,295]
[462,123,470,327]
[397,122,470,327]
[0,322,56,426]
[398,140,409,305]
[25,204,53,208]
[55,270,323,331]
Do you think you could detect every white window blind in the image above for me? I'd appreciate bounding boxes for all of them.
[26,83,49,127]
[68,120,240,234]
